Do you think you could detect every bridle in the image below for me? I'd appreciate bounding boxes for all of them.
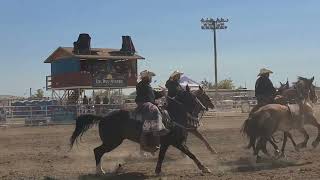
[193,90,214,121]
[166,94,206,129]
[192,97,206,120]
[308,84,317,103]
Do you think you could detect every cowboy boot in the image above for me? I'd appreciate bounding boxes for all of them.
[140,133,148,151]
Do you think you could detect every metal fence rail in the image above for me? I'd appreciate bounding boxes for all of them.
[0,104,123,126]
[3,101,315,126]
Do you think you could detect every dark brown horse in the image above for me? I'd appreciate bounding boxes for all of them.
[70,86,211,175]
[190,86,217,154]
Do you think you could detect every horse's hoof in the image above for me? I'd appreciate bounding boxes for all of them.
[96,169,105,175]
[155,167,161,176]
[96,163,106,175]
[312,140,319,148]
[297,143,307,149]
[294,146,300,152]
[114,164,124,174]
[256,156,262,163]
[278,153,286,159]
[211,149,218,154]
[274,149,281,157]
[201,167,212,173]
[155,170,164,176]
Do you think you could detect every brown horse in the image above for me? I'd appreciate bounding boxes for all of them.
[191,86,217,154]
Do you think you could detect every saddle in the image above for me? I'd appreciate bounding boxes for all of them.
[287,104,304,127]
[129,107,144,122]
[128,106,173,128]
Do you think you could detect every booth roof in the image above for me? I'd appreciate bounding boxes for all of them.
[44,47,145,63]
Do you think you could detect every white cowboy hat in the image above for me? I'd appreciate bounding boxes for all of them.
[170,70,184,78]
[139,70,156,78]
[258,68,273,76]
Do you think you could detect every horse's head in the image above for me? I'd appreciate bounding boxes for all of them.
[296,76,317,103]
[278,80,289,93]
[171,85,206,121]
[193,85,214,110]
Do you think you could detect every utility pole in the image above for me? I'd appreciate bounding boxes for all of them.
[201,18,228,103]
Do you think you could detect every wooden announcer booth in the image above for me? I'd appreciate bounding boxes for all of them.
[44,33,144,104]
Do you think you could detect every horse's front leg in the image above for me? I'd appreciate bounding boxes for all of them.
[174,144,211,173]
[267,137,280,156]
[155,144,169,176]
[305,114,320,148]
[286,131,299,151]
[279,132,288,158]
[190,129,217,154]
[296,127,309,150]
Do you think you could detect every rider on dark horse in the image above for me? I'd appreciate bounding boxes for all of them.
[250,68,276,114]
[165,70,184,97]
[135,70,169,152]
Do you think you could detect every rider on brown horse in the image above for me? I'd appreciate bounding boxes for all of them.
[250,68,276,114]
[135,70,169,152]
[165,70,184,97]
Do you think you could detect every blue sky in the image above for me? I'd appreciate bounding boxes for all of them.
[0,0,320,96]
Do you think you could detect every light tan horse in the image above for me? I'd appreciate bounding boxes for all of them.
[274,77,320,149]
[248,76,319,158]
[242,102,314,162]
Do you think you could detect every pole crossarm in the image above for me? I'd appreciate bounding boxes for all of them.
[201,18,228,30]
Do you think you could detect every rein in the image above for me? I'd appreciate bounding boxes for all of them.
[167,96,204,118]
[166,95,204,129]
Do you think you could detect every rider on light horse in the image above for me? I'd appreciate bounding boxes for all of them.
[250,68,276,115]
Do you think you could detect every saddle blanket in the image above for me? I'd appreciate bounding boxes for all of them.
[129,110,144,122]
[287,104,301,121]
[129,109,171,123]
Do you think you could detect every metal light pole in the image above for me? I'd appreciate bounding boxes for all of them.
[201,18,228,103]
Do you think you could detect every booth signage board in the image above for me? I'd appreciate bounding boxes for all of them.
[90,60,136,87]
[92,77,127,87]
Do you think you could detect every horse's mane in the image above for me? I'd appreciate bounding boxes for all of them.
[297,76,309,82]
[292,76,309,86]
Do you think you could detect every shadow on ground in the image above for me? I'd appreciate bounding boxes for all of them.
[221,157,312,172]
[78,172,147,180]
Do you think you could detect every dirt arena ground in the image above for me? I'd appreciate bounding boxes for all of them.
[1,112,320,180]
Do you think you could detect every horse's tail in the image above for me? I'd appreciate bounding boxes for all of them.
[70,114,105,149]
[241,116,257,149]
[240,117,251,137]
